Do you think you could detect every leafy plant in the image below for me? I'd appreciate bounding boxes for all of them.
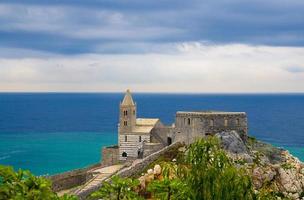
[185,137,255,200]
[148,162,189,200]
[90,175,143,200]
[0,165,77,200]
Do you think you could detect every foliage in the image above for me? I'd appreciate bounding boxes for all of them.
[0,165,77,200]
[184,137,255,200]
[281,162,295,170]
[90,176,143,200]
[147,162,189,200]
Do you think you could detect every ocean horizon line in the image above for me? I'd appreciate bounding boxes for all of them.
[1,91,304,95]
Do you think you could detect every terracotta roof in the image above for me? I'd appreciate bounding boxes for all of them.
[121,89,135,106]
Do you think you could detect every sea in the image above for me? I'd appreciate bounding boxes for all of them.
[0,93,303,175]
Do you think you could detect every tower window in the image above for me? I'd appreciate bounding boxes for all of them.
[187,118,191,125]
[139,136,142,142]
[224,119,228,127]
[133,110,135,115]
[123,110,128,116]
[124,135,127,142]
[124,121,128,126]
[210,119,214,127]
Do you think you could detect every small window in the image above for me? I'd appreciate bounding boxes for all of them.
[139,136,142,142]
[210,119,214,127]
[124,121,127,126]
[125,110,128,116]
[224,119,228,127]
[133,110,135,115]
[124,135,127,142]
[236,119,240,126]
[122,152,127,157]
[187,118,191,125]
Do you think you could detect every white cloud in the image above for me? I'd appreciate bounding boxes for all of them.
[0,43,303,93]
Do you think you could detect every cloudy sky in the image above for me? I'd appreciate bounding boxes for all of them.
[0,0,304,93]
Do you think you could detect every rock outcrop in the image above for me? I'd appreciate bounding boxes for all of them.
[216,131,304,200]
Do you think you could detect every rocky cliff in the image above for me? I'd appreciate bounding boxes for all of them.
[216,131,304,200]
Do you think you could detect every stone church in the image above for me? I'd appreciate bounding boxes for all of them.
[101,89,248,164]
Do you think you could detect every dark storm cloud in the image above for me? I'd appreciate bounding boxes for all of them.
[0,0,303,55]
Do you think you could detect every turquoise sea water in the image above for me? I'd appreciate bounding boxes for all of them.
[0,93,303,175]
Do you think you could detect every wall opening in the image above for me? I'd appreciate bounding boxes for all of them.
[137,150,143,159]
[224,119,228,127]
[210,119,214,127]
[187,118,191,125]
[139,136,142,142]
[167,137,172,145]
[125,135,127,142]
[122,152,127,157]
[236,118,240,126]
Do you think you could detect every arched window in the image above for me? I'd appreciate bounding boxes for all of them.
[139,136,142,142]
[124,135,127,142]
[122,152,127,157]
[187,118,191,125]
[124,121,127,126]
[210,119,214,127]
[224,119,228,127]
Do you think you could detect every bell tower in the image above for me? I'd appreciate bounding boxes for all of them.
[119,89,136,133]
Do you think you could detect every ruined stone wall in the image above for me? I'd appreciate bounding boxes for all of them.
[143,142,164,157]
[101,145,119,167]
[151,126,173,145]
[48,163,100,192]
[174,112,248,144]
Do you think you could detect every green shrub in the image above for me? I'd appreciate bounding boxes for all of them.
[90,176,143,200]
[0,165,77,200]
[185,137,255,200]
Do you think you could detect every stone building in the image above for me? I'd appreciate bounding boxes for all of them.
[172,111,248,145]
[118,90,165,161]
[101,90,248,164]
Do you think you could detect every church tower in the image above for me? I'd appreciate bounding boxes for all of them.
[119,89,136,133]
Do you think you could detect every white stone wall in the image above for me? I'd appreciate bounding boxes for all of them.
[119,134,150,160]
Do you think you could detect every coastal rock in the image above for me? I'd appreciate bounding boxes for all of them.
[215,131,248,154]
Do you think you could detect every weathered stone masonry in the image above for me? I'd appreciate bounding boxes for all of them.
[101,90,248,164]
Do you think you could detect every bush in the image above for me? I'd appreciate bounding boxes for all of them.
[90,176,143,200]
[185,137,255,200]
[0,165,77,200]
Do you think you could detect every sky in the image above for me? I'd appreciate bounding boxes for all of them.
[0,0,304,93]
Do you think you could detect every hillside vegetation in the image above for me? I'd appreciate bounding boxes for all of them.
[1,133,303,200]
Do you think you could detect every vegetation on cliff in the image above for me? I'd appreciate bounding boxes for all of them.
[90,137,262,200]
[0,165,77,200]
[1,135,303,200]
